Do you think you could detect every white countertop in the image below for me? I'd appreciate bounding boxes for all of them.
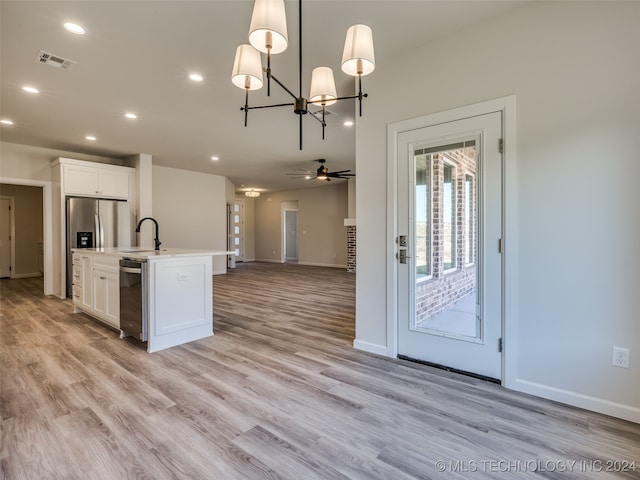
[72,247,233,260]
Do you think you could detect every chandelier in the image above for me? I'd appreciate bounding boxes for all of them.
[231,0,375,150]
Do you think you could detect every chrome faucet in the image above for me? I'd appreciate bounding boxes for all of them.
[135,217,162,250]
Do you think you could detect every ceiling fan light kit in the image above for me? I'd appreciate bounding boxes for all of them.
[286,159,355,182]
[231,0,375,149]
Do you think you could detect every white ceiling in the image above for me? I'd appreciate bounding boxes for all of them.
[1,1,528,193]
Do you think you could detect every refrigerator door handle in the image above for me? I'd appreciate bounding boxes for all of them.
[94,214,103,248]
[99,215,105,248]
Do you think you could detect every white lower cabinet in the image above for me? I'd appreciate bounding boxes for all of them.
[92,269,119,328]
[72,252,120,329]
[72,253,94,311]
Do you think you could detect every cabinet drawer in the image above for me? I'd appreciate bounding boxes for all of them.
[92,255,119,272]
[72,286,82,303]
[72,266,82,285]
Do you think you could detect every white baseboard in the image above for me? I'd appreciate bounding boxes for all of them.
[298,261,347,269]
[253,259,346,268]
[255,258,283,263]
[353,339,392,357]
[514,378,640,424]
[12,272,42,279]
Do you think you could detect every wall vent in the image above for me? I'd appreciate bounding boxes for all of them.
[35,50,76,70]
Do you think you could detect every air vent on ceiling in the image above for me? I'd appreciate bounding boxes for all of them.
[35,50,76,70]
[310,108,333,119]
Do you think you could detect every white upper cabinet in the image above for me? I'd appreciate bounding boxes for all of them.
[56,158,132,199]
[64,164,99,196]
[97,168,130,198]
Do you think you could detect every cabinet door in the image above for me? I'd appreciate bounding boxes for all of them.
[92,271,107,318]
[104,271,120,327]
[64,165,99,196]
[98,169,129,199]
[92,269,120,328]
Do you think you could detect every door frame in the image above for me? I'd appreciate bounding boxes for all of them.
[0,177,53,295]
[283,208,299,262]
[386,96,517,387]
[0,195,15,278]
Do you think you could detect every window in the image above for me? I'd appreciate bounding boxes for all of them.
[415,153,431,279]
[464,173,476,265]
[443,162,456,271]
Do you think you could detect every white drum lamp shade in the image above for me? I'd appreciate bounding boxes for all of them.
[249,0,288,54]
[341,24,375,76]
[231,44,264,90]
[309,67,337,106]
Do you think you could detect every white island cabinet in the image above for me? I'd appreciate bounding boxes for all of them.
[146,254,213,352]
[71,247,232,352]
[72,252,120,329]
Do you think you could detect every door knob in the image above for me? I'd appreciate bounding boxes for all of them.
[398,249,411,264]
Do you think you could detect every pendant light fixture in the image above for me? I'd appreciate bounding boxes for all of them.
[231,0,375,150]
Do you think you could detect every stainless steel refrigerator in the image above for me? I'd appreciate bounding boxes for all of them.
[66,197,134,297]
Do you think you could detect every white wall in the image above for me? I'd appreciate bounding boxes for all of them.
[152,165,228,274]
[254,183,348,267]
[0,142,120,181]
[356,1,640,422]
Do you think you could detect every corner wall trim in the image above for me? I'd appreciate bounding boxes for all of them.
[514,378,640,424]
[353,339,391,357]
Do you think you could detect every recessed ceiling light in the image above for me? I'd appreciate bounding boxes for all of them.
[343,120,354,127]
[124,112,137,119]
[189,73,204,82]
[22,86,39,94]
[1,119,14,125]
[85,135,96,141]
[63,22,85,35]
[210,156,220,161]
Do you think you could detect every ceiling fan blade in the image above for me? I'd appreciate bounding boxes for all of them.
[330,170,352,175]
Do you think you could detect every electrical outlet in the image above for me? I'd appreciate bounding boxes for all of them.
[612,347,630,369]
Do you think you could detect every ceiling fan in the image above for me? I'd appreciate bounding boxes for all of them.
[286,159,355,181]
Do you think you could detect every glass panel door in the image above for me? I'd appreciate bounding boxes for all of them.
[397,111,502,380]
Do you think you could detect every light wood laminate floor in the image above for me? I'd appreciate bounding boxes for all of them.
[1,263,639,479]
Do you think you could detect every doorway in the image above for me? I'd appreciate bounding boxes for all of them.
[284,209,298,263]
[396,111,503,381]
[228,200,244,268]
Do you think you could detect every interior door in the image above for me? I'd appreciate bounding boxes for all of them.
[397,111,502,380]
[0,197,12,278]
[234,201,243,261]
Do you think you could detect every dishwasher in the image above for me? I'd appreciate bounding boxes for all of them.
[119,258,148,342]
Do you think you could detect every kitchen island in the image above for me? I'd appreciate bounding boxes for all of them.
[71,247,232,352]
